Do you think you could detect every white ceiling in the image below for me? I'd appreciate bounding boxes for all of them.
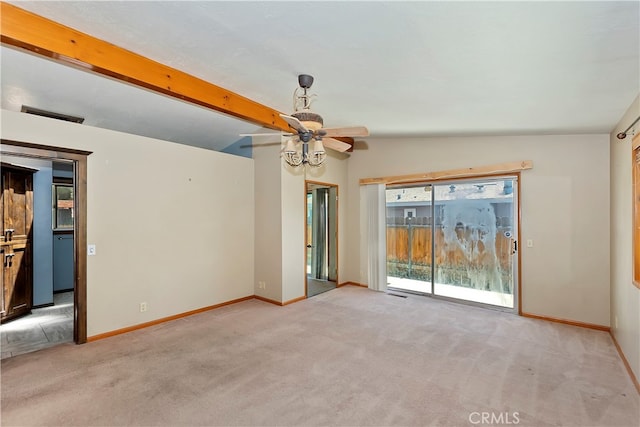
[2,1,639,153]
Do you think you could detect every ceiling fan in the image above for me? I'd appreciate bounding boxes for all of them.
[244,74,369,167]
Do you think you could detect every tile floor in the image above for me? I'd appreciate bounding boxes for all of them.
[307,277,336,297]
[0,291,74,359]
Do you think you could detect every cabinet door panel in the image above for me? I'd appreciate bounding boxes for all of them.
[1,166,34,322]
[6,171,32,239]
[0,245,5,316]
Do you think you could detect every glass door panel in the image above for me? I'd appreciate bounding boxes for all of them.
[386,185,433,294]
[433,179,516,309]
[307,187,330,281]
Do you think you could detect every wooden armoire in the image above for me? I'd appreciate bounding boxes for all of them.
[1,163,35,323]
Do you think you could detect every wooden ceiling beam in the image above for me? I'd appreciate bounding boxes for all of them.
[0,3,290,132]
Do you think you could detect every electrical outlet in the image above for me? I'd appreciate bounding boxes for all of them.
[140,302,148,312]
[258,281,266,289]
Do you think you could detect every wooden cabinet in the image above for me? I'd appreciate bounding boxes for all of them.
[1,164,35,323]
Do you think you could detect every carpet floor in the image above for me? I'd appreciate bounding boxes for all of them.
[1,286,638,426]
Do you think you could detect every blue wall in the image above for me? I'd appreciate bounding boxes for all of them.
[221,136,253,159]
[4,157,55,307]
[53,234,74,291]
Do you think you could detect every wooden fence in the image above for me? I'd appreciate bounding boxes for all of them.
[386,217,513,291]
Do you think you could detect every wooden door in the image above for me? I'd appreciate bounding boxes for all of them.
[1,164,34,323]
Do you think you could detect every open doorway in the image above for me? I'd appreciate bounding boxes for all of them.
[1,157,75,358]
[0,155,74,359]
[0,139,89,358]
[306,181,338,297]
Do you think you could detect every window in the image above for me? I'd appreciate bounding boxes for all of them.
[52,183,74,230]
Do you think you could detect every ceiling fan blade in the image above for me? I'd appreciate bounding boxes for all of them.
[280,114,309,133]
[322,137,351,153]
[321,126,369,137]
[239,141,283,149]
[239,132,291,137]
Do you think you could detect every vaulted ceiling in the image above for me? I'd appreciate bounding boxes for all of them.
[2,1,639,153]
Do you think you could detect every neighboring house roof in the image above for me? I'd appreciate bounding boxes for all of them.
[386,181,514,207]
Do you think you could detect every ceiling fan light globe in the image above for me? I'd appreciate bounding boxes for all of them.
[283,151,303,167]
[311,139,325,154]
[307,151,326,167]
[283,138,298,153]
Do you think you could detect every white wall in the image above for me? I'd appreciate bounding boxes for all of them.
[1,110,255,337]
[3,105,617,340]
[254,140,284,302]
[253,139,349,304]
[610,94,640,381]
[281,162,306,302]
[345,134,611,326]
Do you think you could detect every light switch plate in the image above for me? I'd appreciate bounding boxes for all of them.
[88,244,96,256]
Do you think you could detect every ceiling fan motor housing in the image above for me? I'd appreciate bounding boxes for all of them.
[292,111,324,131]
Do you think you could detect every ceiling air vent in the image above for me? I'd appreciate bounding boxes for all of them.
[21,106,84,124]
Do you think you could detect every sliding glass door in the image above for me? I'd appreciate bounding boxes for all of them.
[386,177,518,311]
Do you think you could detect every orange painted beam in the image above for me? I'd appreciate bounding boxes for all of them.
[0,2,290,132]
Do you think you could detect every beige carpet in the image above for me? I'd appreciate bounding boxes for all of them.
[1,286,638,426]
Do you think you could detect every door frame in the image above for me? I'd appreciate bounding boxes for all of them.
[1,139,91,343]
[305,180,339,297]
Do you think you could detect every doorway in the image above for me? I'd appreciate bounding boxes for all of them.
[306,181,338,297]
[0,139,89,352]
[386,176,519,312]
[0,157,76,357]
